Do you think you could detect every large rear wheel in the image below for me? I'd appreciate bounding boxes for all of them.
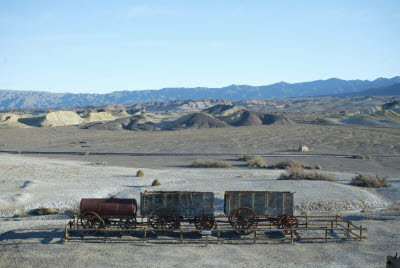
[228,207,258,235]
[147,206,179,234]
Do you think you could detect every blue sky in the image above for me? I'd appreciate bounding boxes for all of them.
[0,0,399,93]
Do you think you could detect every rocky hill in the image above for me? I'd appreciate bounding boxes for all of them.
[1,76,399,109]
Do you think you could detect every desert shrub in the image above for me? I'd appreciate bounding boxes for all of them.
[64,209,76,214]
[13,211,28,218]
[380,205,400,211]
[246,156,266,168]
[151,179,161,186]
[278,167,337,182]
[314,164,323,170]
[269,160,315,170]
[352,154,372,160]
[238,154,253,161]
[32,207,59,215]
[90,162,108,166]
[85,152,90,156]
[137,170,145,177]
[350,174,389,188]
[191,159,232,168]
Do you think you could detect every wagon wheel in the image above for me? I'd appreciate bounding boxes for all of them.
[79,211,104,236]
[118,217,136,236]
[278,214,298,235]
[194,216,216,230]
[228,207,259,235]
[147,206,179,234]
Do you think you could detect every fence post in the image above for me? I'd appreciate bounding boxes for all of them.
[144,227,147,243]
[325,226,328,242]
[330,220,333,232]
[254,229,257,244]
[64,226,68,243]
[105,227,108,243]
[290,227,294,243]
[305,215,308,228]
[360,225,363,241]
[218,230,221,244]
[180,228,183,243]
[335,214,338,228]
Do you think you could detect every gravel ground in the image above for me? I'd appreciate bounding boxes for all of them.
[0,154,399,267]
[0,214,399,267]
[0,154,398,217]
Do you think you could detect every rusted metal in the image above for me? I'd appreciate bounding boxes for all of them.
[228,207,259,235]
[147,206,180,232]
[80,197,137,217]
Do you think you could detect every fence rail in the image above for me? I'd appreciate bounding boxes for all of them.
[64,215,366,244]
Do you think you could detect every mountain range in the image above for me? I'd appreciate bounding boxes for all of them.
[1,76,399,109]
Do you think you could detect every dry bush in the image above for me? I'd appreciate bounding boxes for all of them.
[151,179,161,186]
[13,210,28,218]
[350,174,389,188]
[137,170,144,177]
[246,156,266,168]
[90,162,108,166]
[352,154,372,160]
[269,160,316,170]
[64,209,76,214]
[238,154,253,161]
[380,205,400,211]
[85,152,90,156]
[278,167,337,182]
[314,164,323,170]
[32,207,59,215]
[191,159,232,168]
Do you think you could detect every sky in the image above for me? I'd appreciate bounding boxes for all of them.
[0,0,399,93]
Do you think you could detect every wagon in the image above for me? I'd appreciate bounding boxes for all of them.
[78,197,137,234]
[140,191,215,231]
[224,191,298,234]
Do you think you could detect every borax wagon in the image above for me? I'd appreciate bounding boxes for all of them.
[68,190,366,244]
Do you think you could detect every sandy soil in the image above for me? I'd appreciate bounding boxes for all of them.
[0,214,399,267]
[0,154,398,217]
[0,122,399,267]
[0,123,399,176]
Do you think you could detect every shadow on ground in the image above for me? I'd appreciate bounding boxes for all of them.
[0,228,64,245]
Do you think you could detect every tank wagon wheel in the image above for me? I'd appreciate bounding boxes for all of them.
[228,207,259,235]
[79,212,105,236]
[278,214,299,235]
[147,206,179,234]
[194,216,216,230]
[118,218,137,236]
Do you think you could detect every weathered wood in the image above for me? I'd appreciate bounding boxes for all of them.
[140,191,215,217]
[224,191,294,217]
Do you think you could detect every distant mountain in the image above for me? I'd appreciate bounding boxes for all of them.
[1,76,399,109]
[337,83,400,97]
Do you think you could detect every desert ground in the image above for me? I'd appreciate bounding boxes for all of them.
[0,119,399,267]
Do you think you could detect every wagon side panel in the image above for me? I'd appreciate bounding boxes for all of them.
[282,192,294,215]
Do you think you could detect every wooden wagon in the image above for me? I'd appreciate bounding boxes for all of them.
[140,191,215,231]
[224,191,298,234]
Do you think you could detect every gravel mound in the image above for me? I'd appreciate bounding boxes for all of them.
[167,113,230,129]
[229,110,294,126]
[40,111,84,127]
[84,115,157,131]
